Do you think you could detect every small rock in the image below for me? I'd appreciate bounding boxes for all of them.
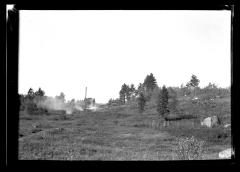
[224,124,231,128]
[219,148,233,159]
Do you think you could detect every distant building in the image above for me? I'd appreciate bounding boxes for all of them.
[84,98,95,107]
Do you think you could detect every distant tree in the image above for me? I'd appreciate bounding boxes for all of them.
[27,88,35,99]
[119,90,125,103]
[137,92,146,113]
[56,92,66,103]
[182,86,191,96]
[70,98,75,104]
[143,73,157,92]
[35,87,45,97]
[201,82,219,100]
[108,98,122,106]
[217,87,230,98]
[157,85,169,119]
[119,84,126,103]
[108,98,113,105]
[129,84,136,98]
[24,88,46,115]
[187,74,200,88]
[186,75,200,97]
[207,82,217,89]
[126,85,131,102]
[119,83,130,103]
[136,83,144,96]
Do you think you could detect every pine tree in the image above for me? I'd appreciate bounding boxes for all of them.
[189,75,200,87]
[137,92,146,113]
[35,87,45,97]
[143,73,157,92]
[136,83,144,96]
[143,73,157,100]
[119,83,129,103]
[125,85,131,102]
[186,74,200,97]
[27,88,35,99]
[157,85,169,119]
[108,98,113,105]
[129,84,136,98]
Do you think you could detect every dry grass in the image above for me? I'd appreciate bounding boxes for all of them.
[18,97,231,160]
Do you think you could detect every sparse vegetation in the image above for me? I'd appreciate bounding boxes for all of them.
[19,74,231,160]
[176,136,205,160]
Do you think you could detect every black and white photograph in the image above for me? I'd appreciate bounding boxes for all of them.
[6,5,234,161]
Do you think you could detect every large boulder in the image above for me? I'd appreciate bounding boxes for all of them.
[201,116,219,128]
[219,148,233,159]
[201,117,211,127]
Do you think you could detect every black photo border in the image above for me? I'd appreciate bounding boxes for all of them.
[3,1,240,170]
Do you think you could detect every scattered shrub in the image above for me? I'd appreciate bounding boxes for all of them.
[176,136,205,160]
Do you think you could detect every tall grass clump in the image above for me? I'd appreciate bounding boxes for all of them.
[176,136,205,160]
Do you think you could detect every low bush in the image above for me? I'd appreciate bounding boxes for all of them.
[176,136,205,160]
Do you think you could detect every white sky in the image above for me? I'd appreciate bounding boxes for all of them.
[19,10,231,103]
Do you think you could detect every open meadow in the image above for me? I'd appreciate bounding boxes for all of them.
[17,10,232,161]
[18,96,231,160]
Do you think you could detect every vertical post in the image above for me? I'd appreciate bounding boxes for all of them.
[84,87,87,111]
[85,87,87,100]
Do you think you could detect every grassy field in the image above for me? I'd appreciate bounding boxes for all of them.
[18,97,231,160]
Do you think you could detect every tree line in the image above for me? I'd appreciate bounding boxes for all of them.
[107,73,230,122]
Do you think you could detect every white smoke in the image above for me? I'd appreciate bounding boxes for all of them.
[36,96,84,114]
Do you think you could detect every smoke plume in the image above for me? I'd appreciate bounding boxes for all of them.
[36,96,84,114]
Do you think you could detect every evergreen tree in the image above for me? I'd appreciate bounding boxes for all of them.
[125,85,131,102]
[189,74,200,87]
[25,88,43,115]
[143,73,157,92]
[108,98,112,105]
[119,83,129,103]
[27,88,35,99]
[157,85,169,119]
[119,89,125,103]
[35,87,45,97]
[129,84,136,98]
[186,74,200,88]
[186,75,200,97]
[136,83,144,96]
[137,92,146,113]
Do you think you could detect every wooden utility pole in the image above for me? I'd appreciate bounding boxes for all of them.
[84,87,87,111]
[85,87,87,100]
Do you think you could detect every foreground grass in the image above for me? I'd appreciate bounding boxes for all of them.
[18,105,231,160]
